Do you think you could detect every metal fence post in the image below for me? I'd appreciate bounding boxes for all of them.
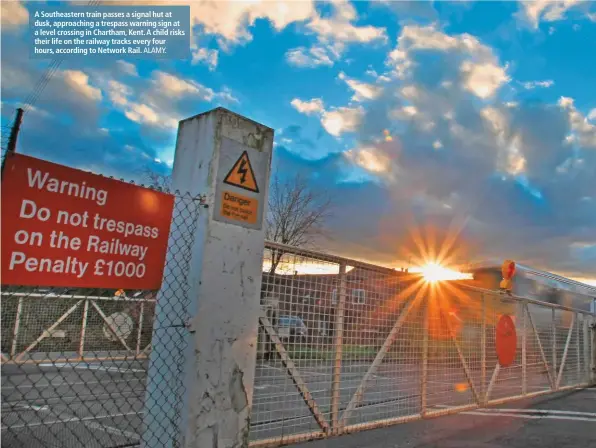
[78,300,89,357]
[141,108,273,448]
[10,297,24,359]
[421,297,428,416]
[576,313,580,385]
[590,316,596,384]
[522,303,527,396]
[481,294,486,404]
[552,308,557,390]
[331,263,347,434]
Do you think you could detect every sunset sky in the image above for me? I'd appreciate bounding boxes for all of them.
[2,0,595,284]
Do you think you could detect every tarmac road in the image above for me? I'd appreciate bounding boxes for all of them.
[1,358,591,447]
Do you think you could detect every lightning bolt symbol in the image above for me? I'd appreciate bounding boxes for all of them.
[238,159,248,184]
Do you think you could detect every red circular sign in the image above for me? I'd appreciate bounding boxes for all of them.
[496,315,517,367]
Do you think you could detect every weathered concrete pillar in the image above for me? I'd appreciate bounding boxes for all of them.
[141,107,273,448]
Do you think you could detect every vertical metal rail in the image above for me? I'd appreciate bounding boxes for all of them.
[556,313,575,389]
[10,297,24,359]
[576,313,581,385]
[590,317,596,384]
[78,300,89,357]
[421,299,428,417]
[583,317,590,383]
[331,263,347,435]
[522,304,527,396]
[552,308,557,390]
[481,294,486,403]
[136,302,145,356]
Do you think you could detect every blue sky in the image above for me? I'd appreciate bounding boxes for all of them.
[2,0,596,282]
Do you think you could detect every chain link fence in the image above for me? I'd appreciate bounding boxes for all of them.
[1,186,201,448]
[250,242,596,447]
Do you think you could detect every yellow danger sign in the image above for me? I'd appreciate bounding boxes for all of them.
[223,151,259,193]
[220,190,258,224]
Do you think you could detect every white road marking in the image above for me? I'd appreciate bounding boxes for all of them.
[1,411,143,430]
[457,410,596,422]
[84,421,140,440]
[13,404,50,412]
[433,405,596,421]
[259,363,326,376]
[1,378,145,390]
[40,362,145,373]
[468,407,596,418]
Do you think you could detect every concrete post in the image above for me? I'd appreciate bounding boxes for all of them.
[141,108,273,448]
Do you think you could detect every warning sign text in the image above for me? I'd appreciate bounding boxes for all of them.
[1,154,174,289]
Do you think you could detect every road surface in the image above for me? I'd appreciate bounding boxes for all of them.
[1,358,591,447]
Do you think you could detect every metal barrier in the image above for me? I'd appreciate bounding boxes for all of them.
[2,234,594,448]
[1,191,200,448]
[250,242,596,447]
[1,292,155,364]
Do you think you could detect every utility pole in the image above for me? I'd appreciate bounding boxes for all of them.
[7,108,24,154]
[2,108,24,178]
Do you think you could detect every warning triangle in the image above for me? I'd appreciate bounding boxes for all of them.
[223,151,259,193]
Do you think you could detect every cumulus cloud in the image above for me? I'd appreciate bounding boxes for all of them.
[558,96,596,148]
[191,46,219,70]
[285,46,334,68]
[387,24,510,100]
[63,70,102,102]
[306,0,387,45]
[338,72,384,102]
[103,71,238,131]
[1,0,28,30]
[321,106,364,137]
[521,79,555,89]
[291,95,364,137]
[116,60,139,77]
[291,98,325,115]
[287,0,387,68]
[297,24,596,277]
[515,0,584,28]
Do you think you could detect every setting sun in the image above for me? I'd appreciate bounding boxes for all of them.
[415,262,473,282]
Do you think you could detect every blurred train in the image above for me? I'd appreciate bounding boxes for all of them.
[463,263,596,316]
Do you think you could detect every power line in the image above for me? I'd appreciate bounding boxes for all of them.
[21,0,103,114]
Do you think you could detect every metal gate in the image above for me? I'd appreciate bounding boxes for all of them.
[1,191,200,448]
[251,242,596,446]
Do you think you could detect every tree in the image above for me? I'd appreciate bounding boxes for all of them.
[266,173,333,274]
[143,168,333,274]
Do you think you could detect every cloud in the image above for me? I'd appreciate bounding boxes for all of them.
[291,98,325,115]
[287,24,596,277]
[63,70,102,102]
[187,0,316,47]
[102,71,238,131]
[558,96,596,148]
[515,0,594,28]
[306,0,388,45]
[285,46,334,68]
[1,1,28,30]
[191,46,219,70]
[116,60,139,77]
[460,60,510,99]
[338,72,384,102]
[321,106,364,137]
[286,0,387,68]
[521,79,555,89]
[387,24,510,100]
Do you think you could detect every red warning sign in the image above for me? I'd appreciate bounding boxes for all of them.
[496,314,517,367]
